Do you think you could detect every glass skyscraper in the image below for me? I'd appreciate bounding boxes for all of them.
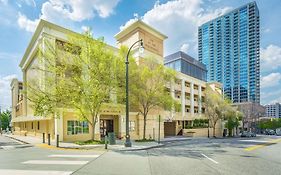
[198,2,260,103]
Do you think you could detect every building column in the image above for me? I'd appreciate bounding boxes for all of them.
[190,82,194,116]
[170,80,175,120]
[181,79,185,121]
[119,115,126,138]
[55,110,63,141]
[198,85,202,114]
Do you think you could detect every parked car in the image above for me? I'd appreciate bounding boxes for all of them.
[241,131,256,137]
[248,131,256,137]
[241,131,251,137]
[276,128,281,136]
[265,129,276,135]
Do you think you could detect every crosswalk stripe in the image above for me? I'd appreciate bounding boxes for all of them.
[48,154,100,158]
[22,160,88,165]
[1,146,15,150]
[0,169,73,175]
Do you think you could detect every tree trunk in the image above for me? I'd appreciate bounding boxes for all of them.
[228,128,232,137]
[92,123,96,140]
[213,121,217,137]
[143,114,147,140]
[91,115,98,141]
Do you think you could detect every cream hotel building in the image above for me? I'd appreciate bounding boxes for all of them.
[11,19,223,142]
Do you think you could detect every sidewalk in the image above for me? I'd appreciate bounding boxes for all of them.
[4,134,164,151]
[4,134,103,150]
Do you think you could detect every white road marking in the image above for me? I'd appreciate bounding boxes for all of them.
[201,153,219,164]
[0,169,72,175]
[1,146,15,150]
[239,140,270,143]
[22,160,88,165]
[48,154,100,158]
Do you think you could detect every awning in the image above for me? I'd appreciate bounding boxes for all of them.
[11,116,52,122]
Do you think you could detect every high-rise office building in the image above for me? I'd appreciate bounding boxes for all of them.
[164,51,207,81]
[198,2,260,103]
[265,103,281,118]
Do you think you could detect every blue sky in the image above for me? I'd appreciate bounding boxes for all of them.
[0,0,281,109]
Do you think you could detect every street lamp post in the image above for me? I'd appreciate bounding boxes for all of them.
[124,39,144,147]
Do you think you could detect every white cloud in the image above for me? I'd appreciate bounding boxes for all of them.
[17,0,120,32]
[41,0,120,20]
[17,12,39,32]
[263,28,271,33]
[261,44,281,72]
[261,72,281,88]
[120,0,232,56]
[0,0,8,5]
[0,74,17,110]
[81,25,90,32]
[180,43,190,53]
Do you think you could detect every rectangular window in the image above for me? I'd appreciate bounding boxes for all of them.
[129,121,135,131]
[37,121,40,130]
[67,120,89,135]
[31,122,33,130]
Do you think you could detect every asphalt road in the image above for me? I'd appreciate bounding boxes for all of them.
[1,135,281,175]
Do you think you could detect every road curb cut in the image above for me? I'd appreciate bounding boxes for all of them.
[4,135,30,145]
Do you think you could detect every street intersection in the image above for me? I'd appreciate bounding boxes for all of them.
[0,135,281,175]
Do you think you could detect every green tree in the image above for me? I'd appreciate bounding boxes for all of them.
[224,110,240,137]
[130,57,179,140]
[27,31,125,140]
[205,85,233,137]
[0,110,11,130]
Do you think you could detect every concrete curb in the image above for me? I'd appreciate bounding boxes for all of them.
[58,145,104,150]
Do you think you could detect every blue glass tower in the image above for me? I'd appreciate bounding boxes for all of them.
[198,2,260,103]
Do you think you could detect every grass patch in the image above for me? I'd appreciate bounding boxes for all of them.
[75,140,105,145]
[135,139,155,142]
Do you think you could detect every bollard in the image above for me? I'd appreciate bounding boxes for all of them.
[43,133,45,143]
[48,133,51,145]
[56,134,59,147]
[105,135,108,149]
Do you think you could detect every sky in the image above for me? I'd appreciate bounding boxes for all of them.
[0,0,281,110]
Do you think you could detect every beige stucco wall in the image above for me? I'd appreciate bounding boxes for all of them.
[63,112,93,142]
[12,120,54,139]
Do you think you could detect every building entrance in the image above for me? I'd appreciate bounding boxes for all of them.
[100,119,114,138]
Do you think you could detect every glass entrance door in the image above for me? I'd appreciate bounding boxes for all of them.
[100,119,114,138]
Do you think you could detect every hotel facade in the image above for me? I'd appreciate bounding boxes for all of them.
[11,19,223,142]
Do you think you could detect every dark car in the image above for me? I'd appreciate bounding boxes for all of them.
[241,131,251,137]
[266,129,276,135]
[248,131,256,137]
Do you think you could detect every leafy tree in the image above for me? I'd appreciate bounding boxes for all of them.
[224,110,240,137]
[27,31,125,140]
[258,118,281,130]
[130,57,179,140]
[205,85,233,137]
[0,110,11,130]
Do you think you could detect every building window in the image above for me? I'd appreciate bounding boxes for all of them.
[67,121,89,135]
[37,121,40,130]
[129,121,135,131]
[31,122,33,130]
